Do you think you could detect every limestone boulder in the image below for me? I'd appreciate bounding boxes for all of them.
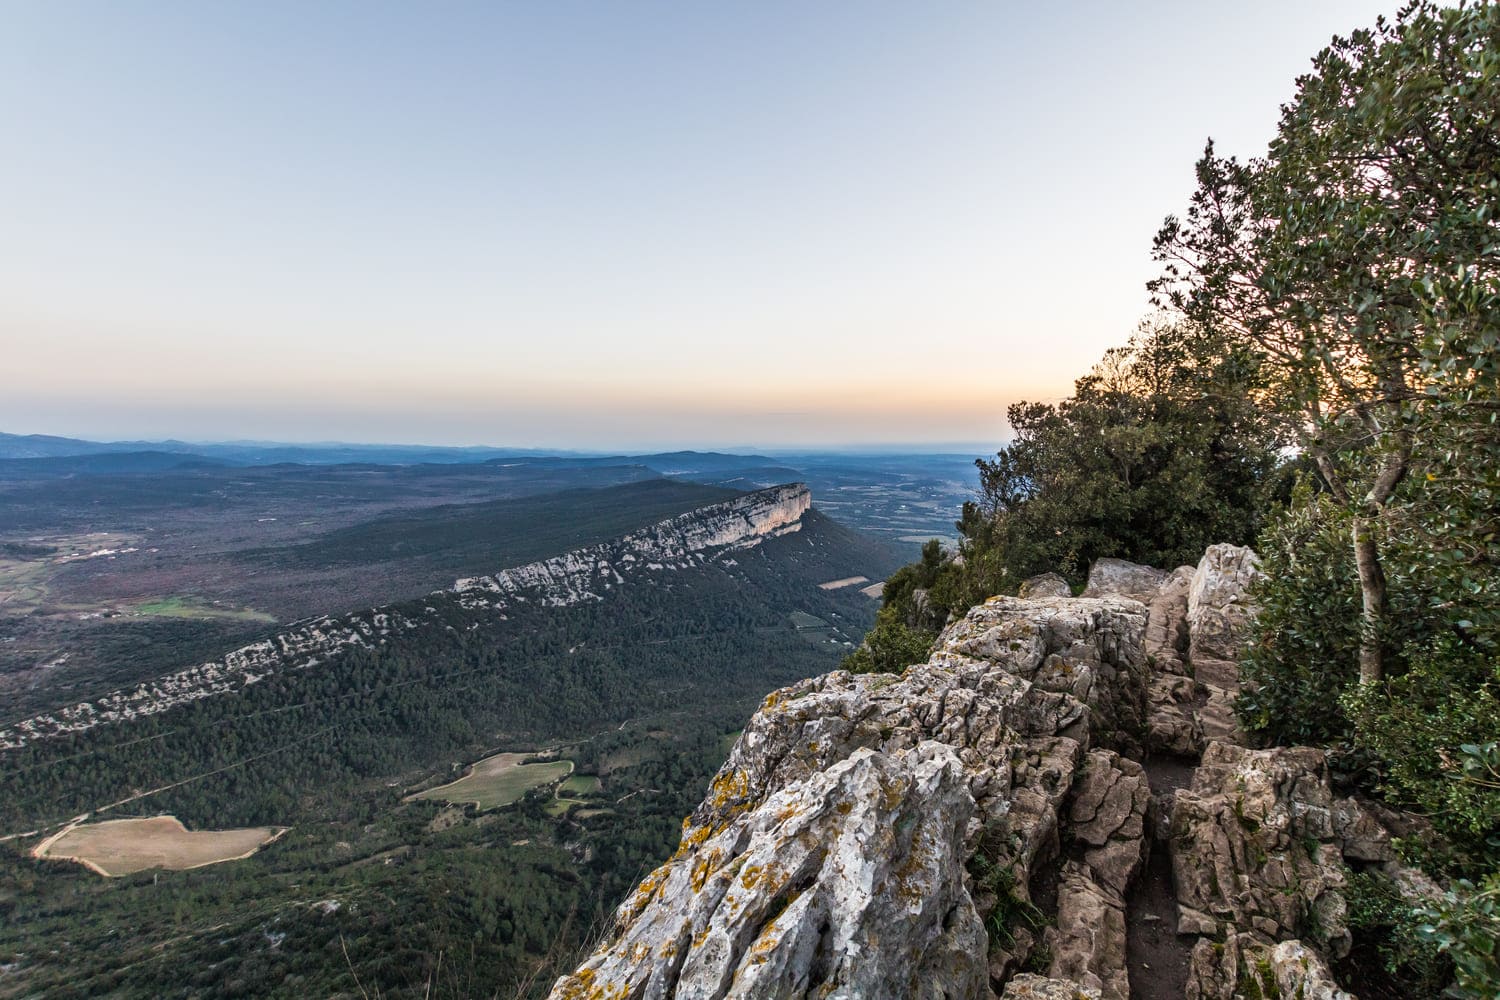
[1270,940,1356,1000]
[550,594,1155,1000]
[1067,751,1149,896]
[1145,674,1205,757]
[1142,566,1194,674]
[1186,544,1262,663]
[1019,572,1073,599]
[940,596,1149,753]
[1081,558,1167,603]
[1041,752,1149,1000]
[549,743,985,1000]
[1045,862,1129,1000]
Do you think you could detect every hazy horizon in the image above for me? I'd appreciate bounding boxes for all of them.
[3,1,1399,446]
[0,426,1003,457]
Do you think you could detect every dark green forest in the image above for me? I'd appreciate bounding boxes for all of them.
[0,509,901,998]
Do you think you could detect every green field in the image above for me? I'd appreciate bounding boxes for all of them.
[409,753,574,810]
[558,774,601,797]
[132,596,276,623]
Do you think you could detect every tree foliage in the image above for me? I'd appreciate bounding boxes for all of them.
[1152,0,1500,682]
[972,318,1281,586]
[851,319,1284,671]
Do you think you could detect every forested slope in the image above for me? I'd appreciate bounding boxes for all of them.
[0,500,901,998]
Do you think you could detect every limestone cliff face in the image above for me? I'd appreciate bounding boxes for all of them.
[454,483,809,607]
[0,484,812,750]
[551,543,1411,1000]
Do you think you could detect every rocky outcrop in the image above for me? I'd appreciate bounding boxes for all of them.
[1184,544,1261,746]
[1270,940,1356,1000]
[549,594,1152,1000]
[1185,932,1356,1000]
[550,542,1398,1000]
[1170,743,1351,953]
[940,596,1149,755]
[0,484,813,751]
[1142,566,1193,674]
[1186,544,1263,663]
[456,483,810,604]
[1000,975,1101,1000]
[1080,559,1167,603]
[553,743,987,1000]
[1142,565,1203,755]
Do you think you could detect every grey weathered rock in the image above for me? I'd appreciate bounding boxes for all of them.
[1173,544,1260,747]
[1019,572,1073,600]
[1144,673,1205,757]
[1142,566,1194,674]
[1001,974,1102,1000]
[941,596,1149,754]
[1081,559,1167,603]
[1046,862,1129,1000]
[1170,743,1350,957]
[1043,752,1148,1000]
[1067,751,1148,897]
[1186,544,1262,663]
[548,594,1154,999]
[547,542,1399,1000]
[1187,934,1356,1000]
[550,742,986,1000]
[1270,940,1356,1000]
[1185,932,1258,1000]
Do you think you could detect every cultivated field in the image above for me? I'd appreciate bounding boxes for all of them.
[410,752,573,810]
[559,774,602,796]
[33,815,286,876]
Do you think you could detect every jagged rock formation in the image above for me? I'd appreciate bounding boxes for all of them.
[0,484,812,750]
[550,592,1153,999]
[554,743,988,1000]
[552,541,1409,1000]
[1000,975,1100,999]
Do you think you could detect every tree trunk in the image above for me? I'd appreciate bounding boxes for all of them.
[1352,515,1387,684]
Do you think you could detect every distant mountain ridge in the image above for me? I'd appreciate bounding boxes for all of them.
[0,431,783,473]
[0,484,813,751]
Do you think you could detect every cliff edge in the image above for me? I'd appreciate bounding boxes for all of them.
[550,544,1422,1000]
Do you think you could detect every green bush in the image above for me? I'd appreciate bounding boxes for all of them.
[1344,869,1451,993]
[1238,483,1444,746]
[1345,640,1500,871]
[1236,487,1366,744]
[1419,874,1500,1000]
[841,605,936,675]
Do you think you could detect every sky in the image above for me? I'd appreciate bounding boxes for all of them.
[1,1,1402,451]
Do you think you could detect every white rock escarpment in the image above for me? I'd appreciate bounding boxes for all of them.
[0,484,813,750]
[454,483,809,607]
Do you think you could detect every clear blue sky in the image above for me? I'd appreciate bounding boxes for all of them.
[1,1,1399,450]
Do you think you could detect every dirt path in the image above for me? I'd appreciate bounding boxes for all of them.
[1126,755,1200,1000]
